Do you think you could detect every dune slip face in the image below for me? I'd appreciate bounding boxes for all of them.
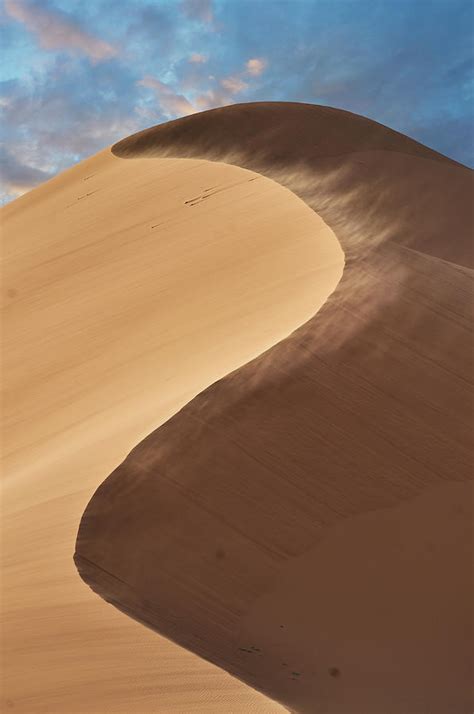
[75,103,474,714]
[2,129,342,713]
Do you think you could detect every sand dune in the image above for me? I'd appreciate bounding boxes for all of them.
[76,104,473,713]
[2,144,343,712]
[2,102,473,713]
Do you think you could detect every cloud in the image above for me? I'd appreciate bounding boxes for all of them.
[220,75,248,93]
[194,56,267,110]
[189,53,208,64]
[0,61,144,203]
[4,0,116,62]
[138,76,197,117]
[195,85,241,111]
[0,145,54,202]
[196,72,248,111]
[181,0,213,24]
[2,0,472,206]
[245,57,267,76]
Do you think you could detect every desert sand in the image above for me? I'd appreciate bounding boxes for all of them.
[2,102,473,713]
[77,104,473,713]
[1,133,343,712]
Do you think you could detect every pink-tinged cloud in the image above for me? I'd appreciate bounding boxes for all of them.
[4,0,116,62]
[181,0,213,24]
[189,53,208,64]
[220,76,248,93]
[138,76,197,117]
[245,57,268,76]
[196,81,244,111]
[196,60,260,111]
[195,91,229,111]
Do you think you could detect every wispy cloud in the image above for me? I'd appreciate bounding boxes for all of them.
[138,76,197,117]
[189,53,208,64]
[220,75,248,93]
[138,54,267,117]
[246,58,267,76]
[4,0,116,62]
[0,61,144,203]
[0,145,53,202]
[195,86,241,111]
[196,57,266,109]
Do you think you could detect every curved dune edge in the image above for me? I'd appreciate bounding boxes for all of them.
[2,152,345,713]
[76,103,473,713]
[112,101,473,269]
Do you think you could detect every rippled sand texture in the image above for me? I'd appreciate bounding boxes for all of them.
[2,145,343,712]
[77,103,473,713]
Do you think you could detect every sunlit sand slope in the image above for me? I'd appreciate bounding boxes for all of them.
[2,146,343,712]
[77,103,473,714]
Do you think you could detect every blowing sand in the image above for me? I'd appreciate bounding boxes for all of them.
[1,143,342,712]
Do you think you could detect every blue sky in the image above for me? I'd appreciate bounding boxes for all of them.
[1,0,473,203]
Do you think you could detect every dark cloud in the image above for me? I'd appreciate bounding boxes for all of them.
[0,145,53,194]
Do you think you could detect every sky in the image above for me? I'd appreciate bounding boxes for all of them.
[1,0,473,203]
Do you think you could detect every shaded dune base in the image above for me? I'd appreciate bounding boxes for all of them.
[2,152,344,712]
[77,104,473,713]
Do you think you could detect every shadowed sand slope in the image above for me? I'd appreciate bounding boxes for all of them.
[76,103,473,714]
[2,148,343,712]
